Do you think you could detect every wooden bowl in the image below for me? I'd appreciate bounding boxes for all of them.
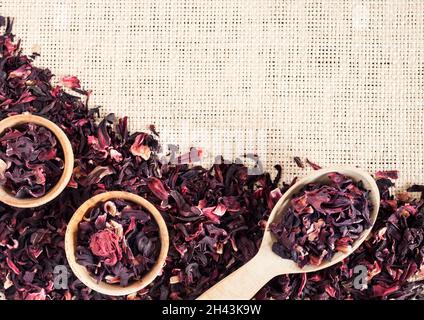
[64,191,169,296]
[0,113,74,208]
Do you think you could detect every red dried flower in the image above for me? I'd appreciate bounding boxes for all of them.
[89,229,122,266]
[60,75,81,89]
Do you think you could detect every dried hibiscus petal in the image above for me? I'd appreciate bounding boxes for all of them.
[76,199,160,287]
[60,75,81,90]
[2,17,424,301]
[130,133,151,160]
[89,229,122,266]
[0,123,64,198]
[270,172,372,267]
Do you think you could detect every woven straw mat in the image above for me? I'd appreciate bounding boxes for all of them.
[1,0,424,192]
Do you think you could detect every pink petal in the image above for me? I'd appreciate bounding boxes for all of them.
[202,207,221,224]
[372,284,400,297]
[147,177,169,201]
[375,170,399,179]
[325,285,337,298]
[25,289,46,300]
[38,148,57,161]
[60,75,81,89]
[213,203,227,216]
[130,133,151,160]
[8,64,31,79]
[109,149,123,162]
[6,258,20,275]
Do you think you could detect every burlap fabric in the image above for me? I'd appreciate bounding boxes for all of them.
[1,0,424,192]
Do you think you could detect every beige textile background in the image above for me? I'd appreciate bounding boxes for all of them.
[1,0,423,192]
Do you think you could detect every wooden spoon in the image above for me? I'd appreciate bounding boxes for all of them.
[0,113,74,208]
[197,166,380,300]
[65,191,169,296]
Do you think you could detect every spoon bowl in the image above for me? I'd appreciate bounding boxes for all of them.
[197,166,380,300]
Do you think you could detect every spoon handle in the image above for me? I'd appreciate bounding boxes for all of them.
[196,252,280,300]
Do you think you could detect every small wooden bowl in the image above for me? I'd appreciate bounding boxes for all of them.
[0,113,74,208]
[64,191,169,296]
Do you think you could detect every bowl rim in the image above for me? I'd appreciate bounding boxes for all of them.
[64,190,170,296]
[0,113,74,208]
